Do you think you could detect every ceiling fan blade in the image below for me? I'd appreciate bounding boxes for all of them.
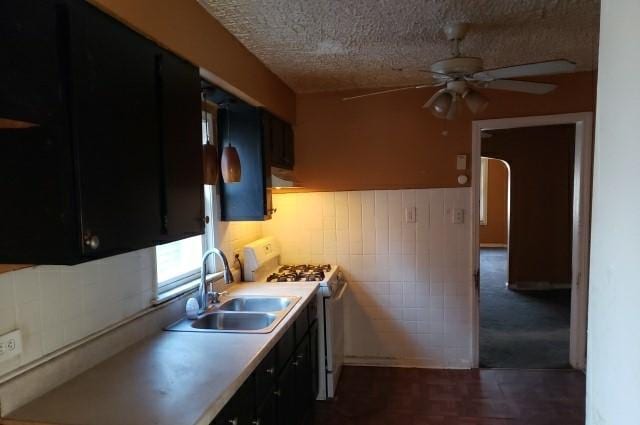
[472,59,576,81]
[342,84,436,101]
[478,79,558,94]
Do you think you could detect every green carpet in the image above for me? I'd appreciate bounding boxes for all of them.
[479,248,572,369]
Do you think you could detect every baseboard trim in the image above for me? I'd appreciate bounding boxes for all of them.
[480,243,508,248]
[344,356,471,369]
[508,281,572,291]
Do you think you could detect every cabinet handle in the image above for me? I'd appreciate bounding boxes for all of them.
[292,361,299,366]
[252,420,261,425]
[84,234,100,250]
[265,367,275,375]
[273,389,281,397]
[296,354,304,360]
[228,419,238,425]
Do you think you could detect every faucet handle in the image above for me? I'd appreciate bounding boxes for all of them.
[210,290,228,304]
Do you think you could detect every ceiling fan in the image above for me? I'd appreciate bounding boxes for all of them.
[343,22,577,120]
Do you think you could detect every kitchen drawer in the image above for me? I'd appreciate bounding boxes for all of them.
[276,325,295,373]
[308,296,318,325]
[294,305,309,345]
[255,347,277,404]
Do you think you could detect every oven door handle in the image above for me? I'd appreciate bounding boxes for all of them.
[332,280,348,301]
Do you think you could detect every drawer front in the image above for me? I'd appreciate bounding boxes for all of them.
[276,325,296,373]
[294,306,309,344]
[308,296,318,324]
[255,347,277,404]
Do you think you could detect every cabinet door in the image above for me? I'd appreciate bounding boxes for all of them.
[212,376,255,425]
[309,320,319,401]
[256,348,277,406]
[0,0,78,263]
[276,358,297,425]
[255,389,278,425]
[276,325,296,374]
[293,334,312,423]
[270,115,285,168]
[218,103,269,221]
[282,124,295,169]
[71,0,163,257]
[158,51,204,240]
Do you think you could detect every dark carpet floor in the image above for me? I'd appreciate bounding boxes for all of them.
[479,248,572,369]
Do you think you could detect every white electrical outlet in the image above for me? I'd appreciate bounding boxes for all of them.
[405,207,416,223]
[0,329,22,363]
[452,208,465,224]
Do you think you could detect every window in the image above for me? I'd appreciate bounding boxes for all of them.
[480,157,489,225]
[155,235,203,293]
[154,100,218,299]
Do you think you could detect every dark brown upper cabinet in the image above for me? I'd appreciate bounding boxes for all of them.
[0,0,203,265]
[264,111,295,170]
[204,86,273,221]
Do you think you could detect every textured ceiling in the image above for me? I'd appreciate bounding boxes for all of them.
[198,0,600,93]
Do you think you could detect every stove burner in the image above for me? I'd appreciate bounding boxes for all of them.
[278,264,331,273]
[267,264,331,282]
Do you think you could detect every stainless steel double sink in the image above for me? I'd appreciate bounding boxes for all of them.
[166,296,300,334]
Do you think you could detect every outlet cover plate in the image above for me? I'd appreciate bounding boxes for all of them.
[0,329,23,363]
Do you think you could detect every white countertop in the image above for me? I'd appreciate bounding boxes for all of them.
[3,282,319,425]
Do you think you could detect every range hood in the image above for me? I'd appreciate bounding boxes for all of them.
[271,166,301,189]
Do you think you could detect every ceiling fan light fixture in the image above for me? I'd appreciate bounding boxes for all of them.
[429,91,453,118]
[463,89,489,114]
[445,94,459,120]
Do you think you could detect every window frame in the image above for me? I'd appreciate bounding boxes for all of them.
[480,157,489,226]
[153,100,220,302]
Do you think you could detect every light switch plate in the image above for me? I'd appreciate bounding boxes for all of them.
[452,208,465,224]
[456,155,467,170]
[405,207,416,223]
[0,329,22,363]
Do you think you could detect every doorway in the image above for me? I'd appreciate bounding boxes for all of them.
[478,151,572,368]
[471,113,593,370]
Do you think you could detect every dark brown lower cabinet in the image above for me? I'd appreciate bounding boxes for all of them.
[212,376,255,425]
[255,388,278,425]
[276,356,297,425]
[309,321,319,401]
[293,334,312,424]
[211,300,318,425]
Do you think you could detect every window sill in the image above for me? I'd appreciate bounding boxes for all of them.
[153,271,226,305]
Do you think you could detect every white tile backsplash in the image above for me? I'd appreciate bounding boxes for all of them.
[0,219,262,381]
[264,188,473,368]
[0,249,155,378]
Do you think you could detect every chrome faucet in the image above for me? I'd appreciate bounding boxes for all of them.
[199,248,234,314]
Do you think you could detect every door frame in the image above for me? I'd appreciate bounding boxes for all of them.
[470,112,594,370]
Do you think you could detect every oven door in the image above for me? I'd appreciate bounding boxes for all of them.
[323,279,347,398]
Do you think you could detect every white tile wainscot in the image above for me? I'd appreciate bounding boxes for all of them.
[263,188,473,368]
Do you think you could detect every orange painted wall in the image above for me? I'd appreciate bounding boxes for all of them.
[89,0,296,123]
[294,72,596,191]
[480,159,509,245]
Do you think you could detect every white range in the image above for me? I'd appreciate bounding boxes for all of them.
[243,236,347,399]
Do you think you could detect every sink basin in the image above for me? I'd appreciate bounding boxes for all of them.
[165,295,301,334]
[192,312,277,331]
[219,296,294,312]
